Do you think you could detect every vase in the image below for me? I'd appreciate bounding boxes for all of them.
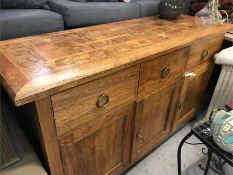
[159,0,183,20]
[195,0,223,28]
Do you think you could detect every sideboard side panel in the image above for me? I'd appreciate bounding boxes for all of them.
[34,98,64,175]
[17,97,64,175]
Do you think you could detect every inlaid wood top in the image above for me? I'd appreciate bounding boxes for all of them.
[0,15,232,106]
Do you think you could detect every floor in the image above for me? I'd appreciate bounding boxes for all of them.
[1,93,47,175]
[125,122,233,175]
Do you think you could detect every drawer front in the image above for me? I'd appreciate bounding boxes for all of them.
[138,48,188,96]
[52,66,138,137]
[187,34,223,69]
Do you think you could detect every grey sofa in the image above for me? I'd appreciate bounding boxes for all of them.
[0,9,64,40]
[0,0,160,40]
[49,0,160,28]
[134,0,160,17]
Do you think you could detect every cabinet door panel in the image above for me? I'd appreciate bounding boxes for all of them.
[172,63,213,131]
[59,104,134,175]
[131,81,180,162]
[75,118,124,175]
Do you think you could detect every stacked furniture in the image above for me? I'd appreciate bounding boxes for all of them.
[0,0,160,40]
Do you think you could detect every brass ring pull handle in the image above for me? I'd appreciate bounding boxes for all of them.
[201,50,209,59]
[136,132,144,143]
[96,94,109,108]
[162,67,170,79]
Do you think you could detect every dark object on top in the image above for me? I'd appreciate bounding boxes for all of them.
[159,0,183,19]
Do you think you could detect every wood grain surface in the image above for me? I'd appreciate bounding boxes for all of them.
[59,103,134,175]
[0,15,232,106]
[51,66,138,137]
[132,80,180,162]
[186,34,223,69]
[171,62,214,131]
[138,47,188,96]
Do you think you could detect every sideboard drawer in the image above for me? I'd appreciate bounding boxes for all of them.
[138,48,188,96]
[186,34,223,69]
[51,66,138,137]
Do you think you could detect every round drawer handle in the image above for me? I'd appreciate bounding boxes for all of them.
[136,132,144,143]
[202,50,209,59]
[162,67,170,79]
[96,94,109,108]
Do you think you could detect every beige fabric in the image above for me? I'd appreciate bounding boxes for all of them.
[205,65,233,120]
[123,0,132,2]
[205,47,233,120]
[0,98,47,175]
[215,46,233,66]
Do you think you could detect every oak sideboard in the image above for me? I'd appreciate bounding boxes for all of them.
[1,15,232,175]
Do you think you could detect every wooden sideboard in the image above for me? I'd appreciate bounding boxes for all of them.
[0,15,232,175]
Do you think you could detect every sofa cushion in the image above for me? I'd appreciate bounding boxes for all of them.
[133,0,160,17]
[0,9,64,40]
[49,0,140,27]
[1,0,50,9]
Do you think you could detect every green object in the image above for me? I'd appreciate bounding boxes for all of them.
[211,110,233,153]
[215,114,231,124]
[224,135,233,144]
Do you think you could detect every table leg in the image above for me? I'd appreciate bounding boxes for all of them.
[204,149,213,175]
[177,131,193,175]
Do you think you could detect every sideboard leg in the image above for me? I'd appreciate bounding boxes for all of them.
[204,149,213,175]
[34,97,64,175]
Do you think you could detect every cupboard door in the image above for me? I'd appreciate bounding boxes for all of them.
[172,63,213,131]
[59,104,134,175]
[131,81,180,162]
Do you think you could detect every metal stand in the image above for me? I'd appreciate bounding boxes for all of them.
[177,121,232,175]
[177,133,217,175]
[199,154,227,175]
[204,149,212,175]
[177,131,193,175]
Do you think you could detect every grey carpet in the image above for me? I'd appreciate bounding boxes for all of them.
[125,123,233,175]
